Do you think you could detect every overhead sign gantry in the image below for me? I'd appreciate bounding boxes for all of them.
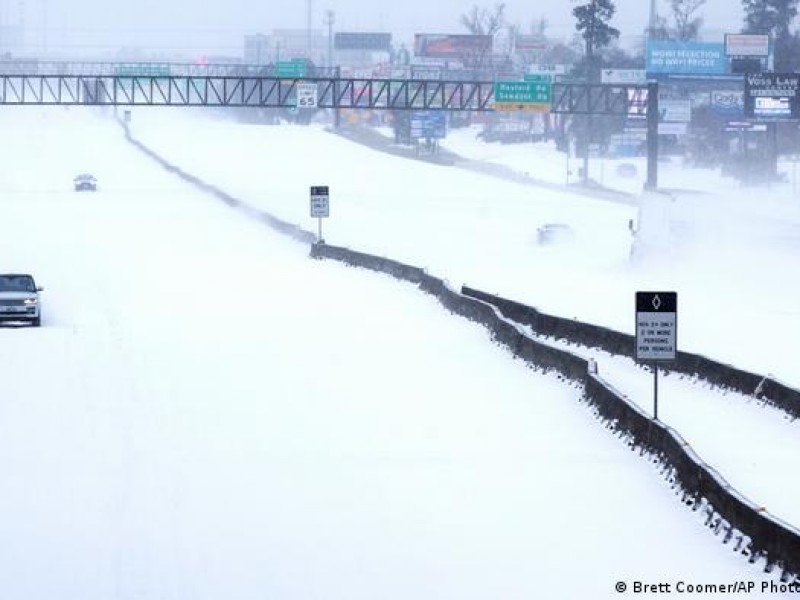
[0,69,659,187]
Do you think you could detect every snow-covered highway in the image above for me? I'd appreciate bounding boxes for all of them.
[0,106,792,598]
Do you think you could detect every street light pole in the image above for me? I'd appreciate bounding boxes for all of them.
[324,9,335,68]
[306,0,313,58]
[648,0,658,40]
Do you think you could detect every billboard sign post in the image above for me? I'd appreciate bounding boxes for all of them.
[413,34,492,59]
[744,72,800,119]
[601,69,646,84]
[635,291,678,420]
[646,41,727,75]
[725,34,770,57]
[334,32,392,51]
[711,90,745,117]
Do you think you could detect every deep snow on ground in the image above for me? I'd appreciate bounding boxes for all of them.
[530,333,800,528]
[128,109,800,391]
[126,108,800,535]
[0,106,794,598]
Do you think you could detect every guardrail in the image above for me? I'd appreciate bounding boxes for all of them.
[119,120,315,245]
[310,241,800,581]
[461,286,800,421]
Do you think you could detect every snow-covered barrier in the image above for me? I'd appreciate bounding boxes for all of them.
[585,375,800,579]
[462,286,800,421]
[311,241,800,581]
[119,120,316,245]
[310,242,588,381]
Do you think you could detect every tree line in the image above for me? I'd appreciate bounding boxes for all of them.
[460,0,800,75]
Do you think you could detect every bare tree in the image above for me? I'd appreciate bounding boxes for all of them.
[671,0,706,41]
[460,3,507,35]
[459,3,506,70]
[531,16,549,37]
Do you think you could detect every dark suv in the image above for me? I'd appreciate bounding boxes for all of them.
[0,274,42,326]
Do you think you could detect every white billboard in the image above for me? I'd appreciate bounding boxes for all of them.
[725,34,770,57]
[601,69,646,85]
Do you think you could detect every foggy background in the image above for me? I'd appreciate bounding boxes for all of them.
[0,0,744,60]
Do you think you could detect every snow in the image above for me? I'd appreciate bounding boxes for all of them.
[531,333,800,527]
[129,110,800,390]
[0,105,795,598]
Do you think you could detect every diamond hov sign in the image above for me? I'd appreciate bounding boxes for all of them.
[635,292,677,361]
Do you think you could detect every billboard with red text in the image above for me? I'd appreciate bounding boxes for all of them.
[413,34,492,59]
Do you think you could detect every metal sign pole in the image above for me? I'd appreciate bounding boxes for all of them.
[653,363,659,420]
[636,291,677,421]
[310,185,329,244]
[645,81,659,190]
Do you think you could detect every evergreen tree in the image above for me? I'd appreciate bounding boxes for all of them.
[743,0,798,39]
[742,0,800,70]
[572,0,620,81]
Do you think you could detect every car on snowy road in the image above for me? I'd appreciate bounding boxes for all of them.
[74,173,97,191]
[0,274,43,327]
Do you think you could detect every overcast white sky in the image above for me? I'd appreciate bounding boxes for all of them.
[5,0,745,58]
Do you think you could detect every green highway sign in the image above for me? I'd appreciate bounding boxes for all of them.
[493,80,552,112]
[494,80,551,103]
[276,60,307,78]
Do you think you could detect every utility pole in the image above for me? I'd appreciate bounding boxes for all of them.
[648,0,658,40]
[306,0,313,58]
[324,9,334,69]
[42,0,47,55]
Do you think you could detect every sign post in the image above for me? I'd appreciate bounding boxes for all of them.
[744,73,800,120]
[635,291,677,420]
[310,185,329,243]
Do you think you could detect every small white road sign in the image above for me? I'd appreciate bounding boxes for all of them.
[297,82,318,108]
[635,292,677,361]
[310,185,329,218]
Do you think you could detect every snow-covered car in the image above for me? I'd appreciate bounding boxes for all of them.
[0,273,42,326]
[536,223,574,245]
[74,173,97,191]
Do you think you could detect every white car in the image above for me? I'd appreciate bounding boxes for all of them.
[0,273,42,326]
[74,173,97,191]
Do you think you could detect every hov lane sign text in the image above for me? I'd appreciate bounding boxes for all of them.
[310,185,329,218]
[636,292,677,361]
